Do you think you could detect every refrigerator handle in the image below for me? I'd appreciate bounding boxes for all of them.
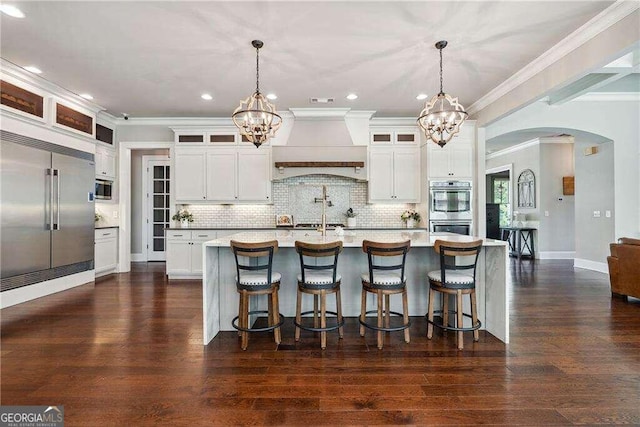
[47,168,54,230]
[53,169,60,230]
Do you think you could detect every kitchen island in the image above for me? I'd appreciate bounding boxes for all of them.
[202,230,508,345]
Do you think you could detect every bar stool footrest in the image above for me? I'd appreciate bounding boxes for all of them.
[232,310,284,333]
[359,309,411,332]
[294,310,345,332]
[426,310,481,332]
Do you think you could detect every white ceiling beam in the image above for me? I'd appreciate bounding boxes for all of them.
[548,71,634,105]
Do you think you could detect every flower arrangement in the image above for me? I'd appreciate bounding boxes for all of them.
[344,208,358,218]
[95,213,102,223]
[401,209,421,223]
[172,209,194,223]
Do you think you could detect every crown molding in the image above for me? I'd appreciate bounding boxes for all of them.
[467,1,640,117]
[573,92,640,102]
[486,135,574,159]
[0,58,106,114]
[289,108,351,119]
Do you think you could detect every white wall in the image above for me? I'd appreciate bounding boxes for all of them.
[118,124,173,142]
[485,99,640,242]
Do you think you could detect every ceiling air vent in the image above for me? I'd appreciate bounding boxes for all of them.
[309,97,335,104]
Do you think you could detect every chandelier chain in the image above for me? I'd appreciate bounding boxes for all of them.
[255,46,260,94]
[439,46,443,95]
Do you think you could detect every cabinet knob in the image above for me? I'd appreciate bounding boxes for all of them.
[203,196,206,199]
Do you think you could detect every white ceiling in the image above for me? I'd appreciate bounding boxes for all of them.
[0,1,614,118]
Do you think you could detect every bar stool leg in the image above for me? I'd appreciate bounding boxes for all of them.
[377,290,383,349]
[295,287,302,342]
[360,288,367,337]
[470,289,479,342]
[427,287,435,339]
[313,295,319,329]
[268,291,274,331]
[320,290,327,350]
[402,288,410,344]
[384,294,391,329]
[336,288,344,339]
[237,293,243,337]
[443,293,449,332]
[241,291,249,351]
[456,290,464,350]
[272,289,281,345]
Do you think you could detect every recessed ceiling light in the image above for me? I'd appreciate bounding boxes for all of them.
[0,4,25,18]
[23,66,42,74]
[346,93,358,100]
[416,93,428,100]
[201,93,213,101]
[266,93,277,100]
[79,93,93,100]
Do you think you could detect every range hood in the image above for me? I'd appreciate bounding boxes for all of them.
[271,109,373,180]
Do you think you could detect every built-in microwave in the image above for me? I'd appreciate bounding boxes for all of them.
[95,179,113,200]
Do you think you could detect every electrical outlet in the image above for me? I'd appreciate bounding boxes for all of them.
[113,211,119,219]
[544,211,549,217]
[605,210,611,218]
[593,210,601,218]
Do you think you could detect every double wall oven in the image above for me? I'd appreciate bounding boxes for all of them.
[429,180,473,235]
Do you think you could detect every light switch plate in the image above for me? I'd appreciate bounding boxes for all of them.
[544,211,550,217]
[605,210,611,218]
[593,210,601,218]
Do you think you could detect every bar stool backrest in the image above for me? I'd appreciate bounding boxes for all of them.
[230,240,279,286]
[362,240,411,283]
[295,241,343,284]
[433,239,483,285]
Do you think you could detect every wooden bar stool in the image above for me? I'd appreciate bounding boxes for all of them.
[294,241,344,349]
[360,240,411,350]
[230,240,283,351]
[426,239,483,350]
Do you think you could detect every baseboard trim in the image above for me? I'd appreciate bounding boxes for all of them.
[1,270,95,309]
[539,251,575,260]
[131,253,145,262]
[574,258,609,274]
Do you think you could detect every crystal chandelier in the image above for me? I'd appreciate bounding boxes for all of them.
[232,40,282,148]
[417,41,468,147]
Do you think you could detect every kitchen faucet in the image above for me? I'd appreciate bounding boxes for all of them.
[314,185,329,237]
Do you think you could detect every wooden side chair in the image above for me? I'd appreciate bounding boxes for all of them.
[294,241,344,349]
[426,239,483,350]
[230,240,283,350]
[360,240,411,350]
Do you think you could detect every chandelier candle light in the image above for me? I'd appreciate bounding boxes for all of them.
[232,40,282,148]
[417,40,468,147]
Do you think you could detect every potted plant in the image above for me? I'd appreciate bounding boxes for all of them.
[344,208,358,228]
[172,209,194,228]
[401,209,421,228]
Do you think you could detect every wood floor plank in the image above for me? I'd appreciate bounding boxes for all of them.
[2,260,639,425]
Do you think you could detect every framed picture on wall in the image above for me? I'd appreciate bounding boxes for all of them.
[517,169,535,208]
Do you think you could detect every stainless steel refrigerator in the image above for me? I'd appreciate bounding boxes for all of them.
[1,130,95,292]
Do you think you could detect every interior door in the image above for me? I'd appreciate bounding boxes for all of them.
[147,160,171,261]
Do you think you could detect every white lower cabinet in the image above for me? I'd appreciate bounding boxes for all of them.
[95,228,118,277]
[166,230,216,278]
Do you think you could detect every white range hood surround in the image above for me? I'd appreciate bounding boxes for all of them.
[272,108,374,181]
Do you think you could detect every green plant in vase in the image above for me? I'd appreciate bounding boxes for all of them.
[172,209,194,228]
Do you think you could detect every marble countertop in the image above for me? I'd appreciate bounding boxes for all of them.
[204,230,506,248]
[165,227,429,231]
[95,225,119,229]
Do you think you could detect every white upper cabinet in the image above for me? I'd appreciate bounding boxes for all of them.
[370,127,419,146]
[174,146,271,203]
[426,124,474,179]
[368,147,420,203]
[95,145,116,180]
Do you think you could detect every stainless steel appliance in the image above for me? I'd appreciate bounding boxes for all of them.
[1,130,95,292]
[429,180,473,235]
[95,178,113,200]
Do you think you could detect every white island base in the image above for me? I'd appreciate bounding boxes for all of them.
[203,230,509,345]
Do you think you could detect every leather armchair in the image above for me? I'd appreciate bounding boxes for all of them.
[607,237,640,300]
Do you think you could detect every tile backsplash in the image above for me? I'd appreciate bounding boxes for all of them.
[183,174,418,228]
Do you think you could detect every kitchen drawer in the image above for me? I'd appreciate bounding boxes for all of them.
[166,230,192,240]
[95,229,117,240]
[192,231,216,240]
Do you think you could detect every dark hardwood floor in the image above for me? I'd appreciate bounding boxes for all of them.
[2,260,639,425]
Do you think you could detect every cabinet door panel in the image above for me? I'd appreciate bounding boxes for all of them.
[237,150,270,201]
[368,149,394,201]
[174,151,206,201]
[166,240,191,274]
[102,149,116,179]
[427,145,451,178]
[191,241,205,274]
[206,151,237,201]
[95,237,117,273]
[450,146,473,178]
[393,149,420,201]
